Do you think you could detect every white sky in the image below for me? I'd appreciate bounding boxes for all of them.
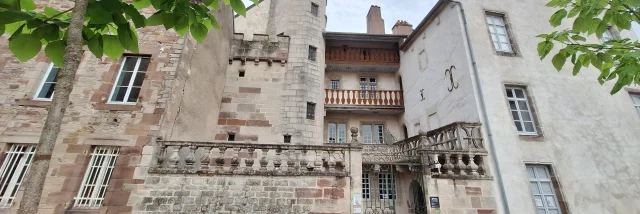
[241,0,639,37]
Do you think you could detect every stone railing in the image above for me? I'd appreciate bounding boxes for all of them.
[326,47,399,64]
[324,89,403,106]
[149,141,361,177]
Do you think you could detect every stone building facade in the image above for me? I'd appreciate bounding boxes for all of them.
[1,0,639,214]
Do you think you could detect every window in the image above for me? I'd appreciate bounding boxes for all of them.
[34,64,59,100]
[527,165,562,214]
[0,144,36,207]
[228,133,235,141]
[108,56,150,104]
[327,123,347,143]
[239,69,245,77]
[362,124,384,144]
[631,95,640,117]
[486,14,513,53]
[362,173,370,199]
[306,102,316,120]
[506,87,537,135]
[360,77,377,99]
[330,80,340,89]
[74,146,119,208]
[378,172,396,200]
[308,46,317,61]
[283,135,291,143]
[311,2,319,16]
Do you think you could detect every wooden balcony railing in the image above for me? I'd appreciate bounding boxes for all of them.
[325,47,399,64]
[324,89,403,106]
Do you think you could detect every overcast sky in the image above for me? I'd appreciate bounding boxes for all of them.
[241,0,639,36]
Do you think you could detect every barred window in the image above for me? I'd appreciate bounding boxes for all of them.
[108,56,150,104]
[308,46,317,61]
[0,144,36,207]
[34,64,59,100]
[362,173,370,199]
[306,102,316,120]
[378,172,396,200]
[330,80,340,89]
[74,146,119,208]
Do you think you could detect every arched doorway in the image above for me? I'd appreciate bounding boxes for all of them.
[409,180,427,213]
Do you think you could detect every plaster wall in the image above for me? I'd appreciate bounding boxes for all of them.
[398,5,480,138]
[324,71,401,91]
[458,1,640,213]
[324,114,403,144]
[234,0,271,37]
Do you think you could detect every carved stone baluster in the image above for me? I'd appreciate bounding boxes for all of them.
[455,154,466,175]
[327,151,336,172]
[287,149,296,172]
[215,147,227,172]
[230,147,240,172]
[477,155,488,176]
[325,90,330,104]
[156,146,167,168]
[468,154,479,176]
[259,148,269,171]
[245,148,255,171]
[340,90,345,104]
[200,147,211,170]
[313,150,323,172]
[442,154,453,175]
[273,149,282,171]
[168,146,180,169]
[185,146,197,169]
[299,149,308,172]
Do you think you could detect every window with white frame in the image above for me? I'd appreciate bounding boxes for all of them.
[108,56,150,104]
[631,94,640,117]
[506,87,537,135]
[74,146,119,208]
[527,165,562,214]
[34,64,60,100]
[486,14,513,53]
[362,173,370,199]
[327,122,347,143]
[378,172,396,200]
[362,124,384,144]
[360,77,377,99]
[330,80,340,89]
[0,144,36,207]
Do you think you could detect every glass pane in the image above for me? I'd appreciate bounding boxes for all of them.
[493,42,500,50]
[549,210,560,214]
[46,67,59,82]
[486,16,493,24]
[631,95,640,104]
[111,87,127,102]
[506,89,514,98]
[509,101,517,110]
[511,111,521,120]
[489,26,496,33]
[500,43,512,52]
[127,87,141,103]
[362,125,372,144]
[536,167,549,179]
[490,34,497,42]
[37,83,55,99]
[514,121,523,131]
[540,182,553,194]
[133,72,145,87]
[527,167,536,179]
[534,195,544,207]
[545,196,557,208]
[122,57,138,71]
[521,111,532,121]
[498,35,509,43]
[518,101,529,110]
[327,123,336,143]
[497,26,507,34]
[524,122,535,133]
[538,209,547,214]
[493,16,505,25]
[338,124,346,143]
[116,72,133,87]
[515,89,525,98]
[530,183,540,194]
[360,78,366,83]
[137,58,150,72]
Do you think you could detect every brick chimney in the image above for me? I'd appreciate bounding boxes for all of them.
[366,5,385,34]
[392,20,413,35]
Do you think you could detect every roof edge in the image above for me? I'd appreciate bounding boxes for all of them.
[399,0,449,50]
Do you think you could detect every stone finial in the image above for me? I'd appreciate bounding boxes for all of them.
[350,127,359,143]
[418,129,428,136]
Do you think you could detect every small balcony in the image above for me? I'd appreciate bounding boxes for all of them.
[324,89,404,114]
[325,47,400,72]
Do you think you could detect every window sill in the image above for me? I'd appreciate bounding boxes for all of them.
[518,133,545,142]
[94,103,141,111]
[15,99,51,108]
[65,208,101,214]
[496,51,518,57]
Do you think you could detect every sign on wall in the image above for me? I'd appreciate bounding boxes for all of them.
[430,196,440,208]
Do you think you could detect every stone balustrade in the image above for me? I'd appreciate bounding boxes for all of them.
[149,141,360,177]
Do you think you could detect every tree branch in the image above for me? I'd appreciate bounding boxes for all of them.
[43,8,73,22]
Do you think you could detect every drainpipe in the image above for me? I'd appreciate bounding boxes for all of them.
[450,1,511,213]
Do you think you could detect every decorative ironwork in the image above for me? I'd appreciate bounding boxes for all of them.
[445,65,459,92]
[363,164,397,214]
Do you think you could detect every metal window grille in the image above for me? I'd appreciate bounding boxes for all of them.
[0,144,36,207]
[527,165,562,214]
[283,135,292,143]
[109,56,150,104]
[632,95,640,117]
[306,102,316,120]
[330,80,340,89]
[362,173,371,199]
[74,146,119,208]
[34,64,59,100]
[378,172,396,200]
[506,87,537,135]
[311,2,319,16]
[308,46,317,61]
[486,14,513,53]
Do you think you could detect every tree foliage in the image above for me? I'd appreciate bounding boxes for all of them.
[538,0,640,94]
[1,0,258,65]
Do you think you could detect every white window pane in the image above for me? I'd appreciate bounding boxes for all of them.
[493,42,501,50]
[486,16,494,24]
[530,183,540,194]
[538,209,547,214]
[74,147,119,208]
[493,16,505,25]
[490,34,497,42]
[496,26,507,35]
[338,124,346,143]
[527,167,536,179]
[540,182,553,194]
[489,26,496,33]
[534,195,544,207]
[500,43,513,52]
[363,125,372,144]
[545,196,558,208]
[549,210,560,214]
[327,123,336,143]
[535,167,549,179]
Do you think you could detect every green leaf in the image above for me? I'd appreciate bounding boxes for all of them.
[570,35,586,42]
[596,21,608,39]
[0,0,21,10]
[624,0,640,7]
[44,40,65,66]
[44,6,61,17]
[209,14,220,29]
[133,0,151,9]
[20,0,36,11]
[0,25,4,35]
[117,23,139,53]
[174,16,189,35]
[567,6,580,18]
[35,24,60,42]
[151,0,171,10]
[87,5,113,24]
[572,61,582,76]
[610,82,624,94]
[146,11,164,26]
[161,12,175,29]
[537,41,554,60]
[551,52,567,71]
[210,0,219,10]
[613,13,631,30]
[572,16,584,32]
[112,13,128,25]
[125,6,146,28]
[549,9,567,27]
[102,35,124,60]
[223,0,230,4]
[203,0,213,6]
[9,34,42,62]
[190,22,207,43]
[0,11,34,25]
[88,35,103,58]
[230,0,246,16]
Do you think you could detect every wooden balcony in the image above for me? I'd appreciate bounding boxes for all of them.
[324,89,404,114]
[325,47,400,72]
